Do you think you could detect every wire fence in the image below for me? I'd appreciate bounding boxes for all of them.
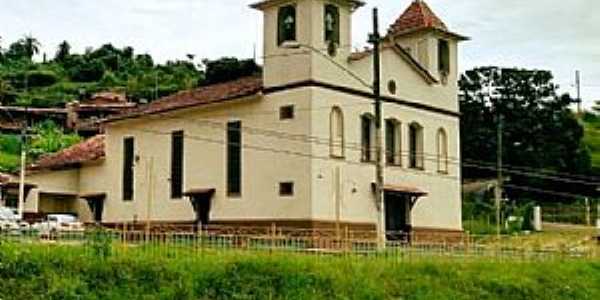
[1,224,598,261]
[542,206,599,226]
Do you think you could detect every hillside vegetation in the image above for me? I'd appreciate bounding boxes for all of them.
[0,35,260,171]
[1,242,599,300]
[582,112,600,171]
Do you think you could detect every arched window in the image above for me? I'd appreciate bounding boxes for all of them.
[361,113,375,162]
[330,107,344,158]
[409,122,424,169]
[385,119,401,165]
[437,128,449,173]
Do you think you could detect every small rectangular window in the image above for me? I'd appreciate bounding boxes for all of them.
[122,137,135,201]
[279,105,295,120]
[171,131,184,199]
[279,182,294,196]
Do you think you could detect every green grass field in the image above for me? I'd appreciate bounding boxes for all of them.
[1,241,599,300]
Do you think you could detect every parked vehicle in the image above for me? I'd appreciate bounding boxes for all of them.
[32,214,85,236]
[0,207,29,233]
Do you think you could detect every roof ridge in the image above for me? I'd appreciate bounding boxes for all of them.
[388,0,448,37]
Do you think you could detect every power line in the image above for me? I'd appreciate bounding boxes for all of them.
[128,127,597,200]
[141,111,600,186]
[132,127,461,182]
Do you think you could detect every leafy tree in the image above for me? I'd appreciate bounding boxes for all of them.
[0,79,14,104]
[592,100,600,115]
[54,40,71,62]
[202,57,261,85]
[22,35,41,60]
[29,120,81,158]
[0,36,5,63]
[4,35,41,61]
[135,54,154,69]
[460,66,593,201]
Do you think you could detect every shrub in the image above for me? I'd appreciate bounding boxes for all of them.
[25,70,59,87]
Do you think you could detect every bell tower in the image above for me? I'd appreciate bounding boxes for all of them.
[251,0,364,88]
[387,0,468,85]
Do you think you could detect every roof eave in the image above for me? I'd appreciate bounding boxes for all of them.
[389,27,470,41]
[251,0,364,10]
[104,92,263,125]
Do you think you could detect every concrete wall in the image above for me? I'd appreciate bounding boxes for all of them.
[24,169,93,222]
[101,92,314,224]
[308,88,462,230]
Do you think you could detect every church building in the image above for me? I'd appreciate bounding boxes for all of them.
[6,0,468,238]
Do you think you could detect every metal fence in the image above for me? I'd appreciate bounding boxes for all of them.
[1,224,598,261]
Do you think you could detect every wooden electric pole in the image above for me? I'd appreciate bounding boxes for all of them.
[576,70,581,114]
[368,7,385,248]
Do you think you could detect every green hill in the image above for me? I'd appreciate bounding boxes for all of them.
[581,113,600,171]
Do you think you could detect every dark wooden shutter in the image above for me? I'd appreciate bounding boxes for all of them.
[409,125,418,169]
[122,137,134,201]
[227,121,242,195]
[278,5,296,45]
[171,131,184,199]
[324,4,340,44]
[385,120,396,164]
[361,116,372,162]
[438,39,450,73]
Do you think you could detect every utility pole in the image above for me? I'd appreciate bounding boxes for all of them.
[574,70,582,114]
[495,106,503,238]
[17,75,29,220]
[576,70,581,115]
[368,7,385,248]
[145,156,154,238]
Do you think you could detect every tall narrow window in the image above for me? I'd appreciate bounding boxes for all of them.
[409,123,424,170]
[330,107,344,158]
[227,121,242,196]
[122,137,135,201]
[278,5,296,45]
[361,114,374,162]
[324,4,340,45]
[437,128,449,174]
[438,39,450,74]
[171,131,184,199]
[386,119,401,165]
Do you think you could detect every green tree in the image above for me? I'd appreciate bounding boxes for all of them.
[0,79,13,104]
[5,35,41,61]
[54,40,71,62]
[29,120,81,158]
[592,100,600,115]
[0,36,5,63]
[202,57,261,85]
[22,35,41,59]
[460,66,593,200]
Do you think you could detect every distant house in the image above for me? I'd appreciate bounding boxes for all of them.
[0,92,136,137]
[7,0,468,237]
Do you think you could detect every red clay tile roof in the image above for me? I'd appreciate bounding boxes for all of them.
[388,0,448,36]
[106,76,263,123]
[30,135,105,171]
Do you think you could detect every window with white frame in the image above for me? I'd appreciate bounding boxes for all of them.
[437,128,449,173]
[330,106,344,158]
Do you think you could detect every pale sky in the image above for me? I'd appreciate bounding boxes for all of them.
[1,0,599,107]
